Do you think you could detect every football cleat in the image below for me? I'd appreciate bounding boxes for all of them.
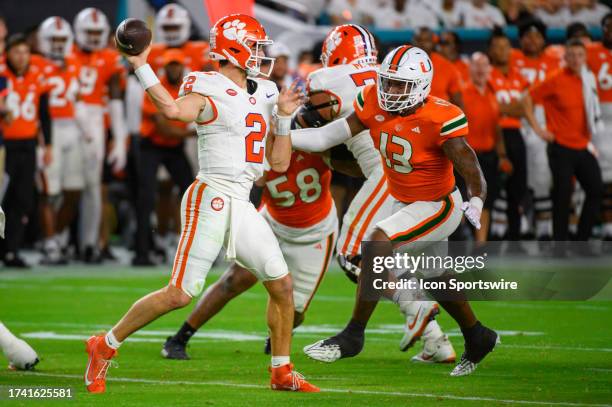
[303,332,364,363]
[450,325,500,377]
[270,363,320,392]
[411,334,456,364]
[399,303,439,352]
[84,335,117,393]
[161,336,190,360]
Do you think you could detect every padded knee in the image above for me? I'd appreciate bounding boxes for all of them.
[261,256,289,281]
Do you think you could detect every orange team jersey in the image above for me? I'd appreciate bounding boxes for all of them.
[510,48,561,85]
[140,76,186,148]
[149,41,213,74]
[261,151,333,229]
[529,67,590,150]
[587,42,612,105]
[354,84,468,203]
[461,81,499,152]
[429,52,462,101]
[42,55,81,119]
[488,66,528,129]
[73,47,124,105]
[0,61,47,139]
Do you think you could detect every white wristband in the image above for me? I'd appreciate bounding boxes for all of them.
[274,114,292,137]
[469,196,484,212]
[134,64,160,90]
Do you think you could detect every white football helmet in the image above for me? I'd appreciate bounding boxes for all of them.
[156,3,191,47]
[74,7,110,51]
[38,17,73,60]
[377,45,433,112]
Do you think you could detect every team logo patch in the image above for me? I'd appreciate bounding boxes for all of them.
[226,89,238,96]
[249,96,256,105]
[211,197,224,211]
[222,19,247,41]
[375,114,385,122]
[395,124,403,132]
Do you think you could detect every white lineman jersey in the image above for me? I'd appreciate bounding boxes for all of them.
[179,71,279,200]
[307,63,381,177]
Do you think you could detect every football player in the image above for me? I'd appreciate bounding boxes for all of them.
[73,7,128,261]
[308,24,455,363]
[587,13,612,240]
[36,17,84,264]
[0,34,52,268]
[290,45,499,377]
[84,15,317,393]
[162,150,337,359]
[511,20,562,242]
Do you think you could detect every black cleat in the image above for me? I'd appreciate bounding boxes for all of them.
[303,332,364,363]
[161,336,190,360]
[2,253,29,269]
[451,324,500,377]
[263,337,271,355]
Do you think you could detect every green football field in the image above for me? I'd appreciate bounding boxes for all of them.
[0,265,611,406]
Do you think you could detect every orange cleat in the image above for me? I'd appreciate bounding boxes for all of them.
[270,363,320,392]
[84,335,117,393]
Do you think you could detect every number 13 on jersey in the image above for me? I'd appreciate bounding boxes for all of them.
[380,131,413,173]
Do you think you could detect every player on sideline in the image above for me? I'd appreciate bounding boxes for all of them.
[84,14,318,393]
[303,24,455,362]
[37,17,85,264]
[73,7,128,262]
[290,45,499,376]
[162,149,337,359]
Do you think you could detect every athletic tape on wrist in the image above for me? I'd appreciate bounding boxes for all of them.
[134,64,160,90]
[274,114,292,136]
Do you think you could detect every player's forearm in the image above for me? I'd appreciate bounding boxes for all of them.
[291,118,352,152]
[443,138,487,201]
[268,133,292,172]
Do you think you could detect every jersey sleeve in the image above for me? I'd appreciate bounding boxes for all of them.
[353,84,376,126]
[179,71,219,98]
[437,103,468,146]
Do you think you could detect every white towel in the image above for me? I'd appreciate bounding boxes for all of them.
[581,65,604,137]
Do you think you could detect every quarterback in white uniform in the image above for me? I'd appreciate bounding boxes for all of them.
[300,24,455,363]
[83,14,319,393]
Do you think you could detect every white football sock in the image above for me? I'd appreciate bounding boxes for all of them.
[271,356,290,368]
[421,319,444,342]
[604,223,612,237]
[80,184,102,249]
[105,330,122,350]
[0,322,17,348]
[536,219,552,238]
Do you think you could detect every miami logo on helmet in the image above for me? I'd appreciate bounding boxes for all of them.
[420,60,432,73]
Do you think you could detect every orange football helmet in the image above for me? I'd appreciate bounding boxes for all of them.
[209,14,274,77]
[321,24,377,67]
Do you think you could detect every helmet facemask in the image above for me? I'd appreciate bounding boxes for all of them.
[244,37,274,77]
[377,72,428,112]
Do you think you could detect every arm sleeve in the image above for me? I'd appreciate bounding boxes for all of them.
[39,93,52,146]
[291,117,352,152]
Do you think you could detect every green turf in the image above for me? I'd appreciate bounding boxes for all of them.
[0,265,611,406]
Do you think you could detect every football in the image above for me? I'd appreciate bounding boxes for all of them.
[115,18,151,56]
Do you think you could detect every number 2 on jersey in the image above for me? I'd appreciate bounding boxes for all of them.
[245,113,266,163]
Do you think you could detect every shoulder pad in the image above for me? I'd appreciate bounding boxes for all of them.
[179,71,222,97]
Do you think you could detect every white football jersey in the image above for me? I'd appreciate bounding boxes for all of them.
[307,63,381,178]
[180,71,279,200]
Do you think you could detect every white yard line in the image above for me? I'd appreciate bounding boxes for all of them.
[16,372,611,407]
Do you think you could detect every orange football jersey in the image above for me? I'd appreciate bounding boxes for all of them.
[42,55,81,119]
[149,41,213,74]
[354,85,467,203]
[140,76,186,147]
[73,47,125,105]
[0,62,48,139]
[510,48,561,86]
[587,42,612,104]
[488,66,528,129]
[261,151,333,229]
[429,52,462,101]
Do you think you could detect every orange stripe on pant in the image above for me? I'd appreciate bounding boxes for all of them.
[390,195,455,244]
[172,182,206,288]
[341,176,386,254]
[351,190,390,254]
[302,232,335,313]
